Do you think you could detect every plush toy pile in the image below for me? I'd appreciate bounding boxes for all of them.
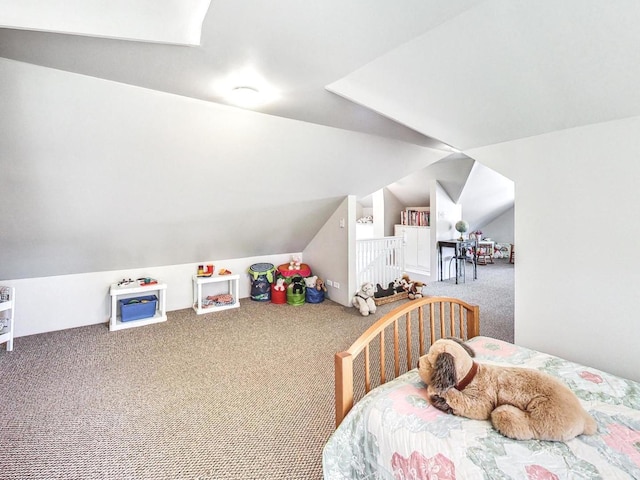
[417,338,597,441]
[251,257,327,305]
[373,274,426,302]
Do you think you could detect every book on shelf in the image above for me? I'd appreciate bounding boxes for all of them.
[400,207,430,226]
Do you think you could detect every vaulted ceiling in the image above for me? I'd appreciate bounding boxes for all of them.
[4,0,635,151]
[3,0,640,278]
[0,0,479,148]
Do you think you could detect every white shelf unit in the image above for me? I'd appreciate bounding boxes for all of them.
[109,282,167,332]
[0,286,15,351]
[192,274,240,315]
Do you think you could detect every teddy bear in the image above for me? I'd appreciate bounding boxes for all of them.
[315,278,327,292]
[304,276,318,289]
[417,338,597,441]
[288,256,302,270]
[273,277,286,291]
[352,282,377,316]
[408,281,425,299]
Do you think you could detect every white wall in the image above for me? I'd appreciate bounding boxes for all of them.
[372,189,385,238]
[431,180,462,281]
[468,116,640,382]
[382,188,404,237]
[0,58,443,281]
[303,196,354,307]
[481,206,514,245]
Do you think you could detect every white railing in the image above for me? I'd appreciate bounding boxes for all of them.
[355,236,404,290]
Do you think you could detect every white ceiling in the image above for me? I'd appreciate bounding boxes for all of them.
[0,0,211,44]
[4,0,640,235]
[0,0,487,148]
[3,0,640,150]
[328,0,640,150]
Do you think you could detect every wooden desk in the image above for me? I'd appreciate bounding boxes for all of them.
[437,240,478,284]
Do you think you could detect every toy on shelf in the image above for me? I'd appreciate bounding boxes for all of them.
[203,294,235,307]
[197,264,215,277]
[218,268,232,275]
[137,277,158,286]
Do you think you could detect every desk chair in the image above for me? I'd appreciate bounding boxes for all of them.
[448,253,467,283]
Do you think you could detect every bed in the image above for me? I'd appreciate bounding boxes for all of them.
[323,296,640,479]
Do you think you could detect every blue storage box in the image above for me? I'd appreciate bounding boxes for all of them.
[119,295,158,322]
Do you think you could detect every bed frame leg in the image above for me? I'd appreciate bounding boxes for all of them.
[335,352,353,427]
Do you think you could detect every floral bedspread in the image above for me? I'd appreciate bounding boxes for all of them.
[323,336,640,479]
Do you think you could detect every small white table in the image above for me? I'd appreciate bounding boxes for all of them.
[192,274,240,315]
[109,282,167,331]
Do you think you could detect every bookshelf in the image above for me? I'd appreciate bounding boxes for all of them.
[400,207,430,226]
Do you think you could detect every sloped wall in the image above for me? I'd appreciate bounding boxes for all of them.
[480,207,514,245]
[0,58,444,281]
[302,196,354,307]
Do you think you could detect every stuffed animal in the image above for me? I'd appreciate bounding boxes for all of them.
[400,273,413,292]
[315,278,327,292]
[288,276,305,294]
[374,282,395,298]
[352,282,377,316]
[273,278,286,292]
[288,256,302,270]
[408,281,425,299]
[304,276,318,289]
[392,277,405,294]
[417,338,597,441]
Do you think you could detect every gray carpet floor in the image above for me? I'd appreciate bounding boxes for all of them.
[0,260,513,479]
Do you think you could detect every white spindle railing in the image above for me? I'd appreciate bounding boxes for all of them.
[356,236,404,290]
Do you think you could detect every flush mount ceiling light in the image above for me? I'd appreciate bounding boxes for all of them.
[228,86,262,108]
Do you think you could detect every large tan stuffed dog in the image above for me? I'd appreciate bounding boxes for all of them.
[418,338,597,441]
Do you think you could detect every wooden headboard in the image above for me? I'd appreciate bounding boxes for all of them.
[334,296,479,427]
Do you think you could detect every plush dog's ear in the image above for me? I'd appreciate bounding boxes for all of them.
[431,352,457,390]
[446,337,476,358]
